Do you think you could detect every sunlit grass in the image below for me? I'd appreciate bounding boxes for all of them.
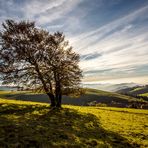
[140,93,148,97]
[0,98,148,147]
[131,87,143,92]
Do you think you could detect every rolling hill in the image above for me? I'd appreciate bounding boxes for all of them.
[0,98,148,147]
[0,88,147,108]
[117,85,148,102]
[117,85,148,95]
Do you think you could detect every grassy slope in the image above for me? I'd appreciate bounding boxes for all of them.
[0,89,144,107]
[0,98,148,147]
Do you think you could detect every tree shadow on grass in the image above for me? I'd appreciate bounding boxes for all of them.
[0,103,49,115]
[0,103,139,148]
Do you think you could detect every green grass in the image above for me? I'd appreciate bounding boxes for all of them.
[0,98,148,147]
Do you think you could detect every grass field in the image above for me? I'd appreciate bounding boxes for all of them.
[0,98,148,147]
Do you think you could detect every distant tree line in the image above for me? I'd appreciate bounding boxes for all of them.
[0,20,83,108]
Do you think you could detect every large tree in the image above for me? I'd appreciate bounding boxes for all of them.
[0,20,82,108]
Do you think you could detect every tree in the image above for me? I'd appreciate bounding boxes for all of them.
[0,20,83,108]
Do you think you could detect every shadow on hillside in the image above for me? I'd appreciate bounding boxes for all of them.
[0,103,138,147]
[3,93,129,106]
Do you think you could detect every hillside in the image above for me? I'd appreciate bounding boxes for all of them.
[0,88,147,108]
[117,85,148,102]
[0,98,148,147]
[117,85,148,95]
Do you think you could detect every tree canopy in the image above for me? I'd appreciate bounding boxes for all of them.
[0,20,83,108]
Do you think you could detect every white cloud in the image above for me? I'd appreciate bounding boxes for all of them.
[0,0,84,26]
[82,75,148,84]
[23,0,66,18]
[22,0,83,25]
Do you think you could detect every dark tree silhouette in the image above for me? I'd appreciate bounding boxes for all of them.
[0,20,83,108]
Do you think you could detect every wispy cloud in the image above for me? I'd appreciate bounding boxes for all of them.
[81,52,102,61]
[0,0,84,26]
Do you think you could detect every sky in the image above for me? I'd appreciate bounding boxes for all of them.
[0,0,148,84]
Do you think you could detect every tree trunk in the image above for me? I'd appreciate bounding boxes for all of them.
[55,84,62,108]
[34,62,56,107]
[56,93,62,108]
[47,93,56,107]
[54,72,62,108]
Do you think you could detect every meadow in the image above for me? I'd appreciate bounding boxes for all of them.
[0,98,148,147]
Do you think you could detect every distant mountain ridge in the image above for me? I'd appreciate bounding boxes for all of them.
[1,83,140,92]
[83,83,139,92]
[0,86,18,91]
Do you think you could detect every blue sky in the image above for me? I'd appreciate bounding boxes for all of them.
[0,0,148,84]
